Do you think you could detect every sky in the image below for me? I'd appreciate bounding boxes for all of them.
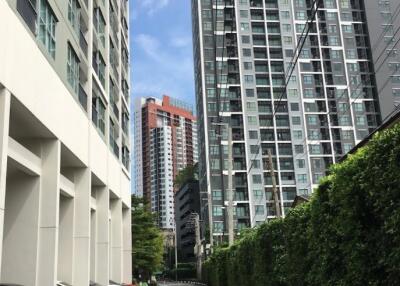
[129,0,195,105]
[129,0,195,192]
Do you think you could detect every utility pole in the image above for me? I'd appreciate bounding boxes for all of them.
[268,149,281,218]
[207,191,213,252]
[227,126,234,246]
[194,214,202,280]
[170,217,178,281]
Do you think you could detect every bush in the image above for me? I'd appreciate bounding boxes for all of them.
[203,123,400,286]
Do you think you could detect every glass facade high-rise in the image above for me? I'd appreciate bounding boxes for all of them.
[192,0,397,241]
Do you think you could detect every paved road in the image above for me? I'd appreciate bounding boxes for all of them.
[158,282,206,286]
[158,283,193,286]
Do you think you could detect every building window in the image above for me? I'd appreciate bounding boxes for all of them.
[38,0,57,58]
[212,190,222,200]
[294,145,304,154]
[213,206,223,216]
[67,44,80,94]
[252,160,260,169]
[293,130,302,140]
[253,189,263,200]
[241,23,250,31]
[240,10,248,18]
[245,75,254,83]
[206,75,215,84]
[393,89,400,97]
[252,174,262,184]
[290,103,299,111]
[68,0,79,32]
[292,116,301,125]
[297,174,307,183]
[248,116,257,125]
[244,61,253,70]
[249,130,258,139]
[246,89,255,97]
[297,159,305,168]
[213,222,223,232]
[246,101,257,111]
[243,48,252,57]
[309,144,321,154]
[207,88,215,98]
[255,205,265,215]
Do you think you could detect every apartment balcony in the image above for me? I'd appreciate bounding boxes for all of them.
[265,0,279,9]
[250,0,263,8]
[232,130,244,141]
[266,11,279,20]
[251,10,264,20]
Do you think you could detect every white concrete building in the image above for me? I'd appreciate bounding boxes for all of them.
[0,0,132,285]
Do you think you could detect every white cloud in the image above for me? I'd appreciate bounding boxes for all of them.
[131,32,194,101]
[140,0,171,16]
[169,36,192,48]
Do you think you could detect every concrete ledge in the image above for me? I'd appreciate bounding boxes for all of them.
[7,136,41,176]
[60,174,75,198]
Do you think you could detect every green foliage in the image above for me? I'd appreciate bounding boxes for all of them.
[165,263,197,280]
[203,123,400,286]
[174,164,197,189]
[132,195,164,278]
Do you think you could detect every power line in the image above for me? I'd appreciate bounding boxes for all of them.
[246,0,322,175]
[247,0,400,199]
[289,29,400,186]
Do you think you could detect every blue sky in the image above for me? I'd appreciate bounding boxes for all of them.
[129,1,195,192]
[129,0,195,105]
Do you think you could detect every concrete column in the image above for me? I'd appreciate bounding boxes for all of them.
[58,196,74,284]
[110,198,123,283]
[95,186,110,285]
[122,206,132,283]
[2,174,40,286]
[36,139,61,285]
[0,88,10,275]
[72,168,91,286]
[90,209,96,282]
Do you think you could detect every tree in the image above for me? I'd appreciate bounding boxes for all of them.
[174,164,198,189]
[132,195,164,280]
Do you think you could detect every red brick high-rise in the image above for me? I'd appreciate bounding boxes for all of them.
[134,95,198,229]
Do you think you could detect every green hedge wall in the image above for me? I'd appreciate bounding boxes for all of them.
[203,123,400,286]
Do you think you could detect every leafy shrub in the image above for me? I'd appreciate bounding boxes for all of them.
[203,123,400,286]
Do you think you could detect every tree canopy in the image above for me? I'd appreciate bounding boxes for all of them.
[203,123,400,286]
[174,164,198,189]
[132,195,164,279]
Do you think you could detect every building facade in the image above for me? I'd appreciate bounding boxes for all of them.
[134,96,198,230]
[191,0,398,241]
[364,0,400,118]
[175,179,201,264]
[0,0,131,285]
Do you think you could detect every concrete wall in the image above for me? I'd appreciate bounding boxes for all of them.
[0,0,132,284]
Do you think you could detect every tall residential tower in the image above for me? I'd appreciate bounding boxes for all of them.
[192,0,397,241]
[134,96,198,230]
[0,0,131,284]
